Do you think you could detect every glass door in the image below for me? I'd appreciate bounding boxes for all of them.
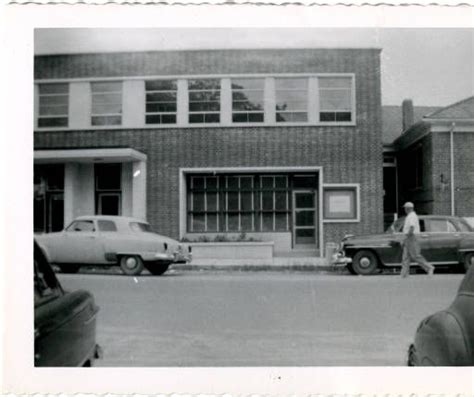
[292,190,317,249]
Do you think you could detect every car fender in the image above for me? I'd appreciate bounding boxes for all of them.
[35,239,54,264]
[458,237,474,261]
[413,310,470,366]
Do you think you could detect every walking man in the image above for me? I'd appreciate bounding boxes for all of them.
[401,202,434,278]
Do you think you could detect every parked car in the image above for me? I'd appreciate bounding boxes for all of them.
[35,215,192,276]
[333,215,474,275]
[35,240,102,366]
[407,263,474,366]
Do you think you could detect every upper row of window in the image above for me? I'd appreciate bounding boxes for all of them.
[37,76,354,128]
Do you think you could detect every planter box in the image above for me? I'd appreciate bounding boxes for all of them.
[189,241,274,266]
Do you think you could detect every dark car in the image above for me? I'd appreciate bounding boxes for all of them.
[408,264,474,366]
[34,240,102,366]
[334,215,474,275]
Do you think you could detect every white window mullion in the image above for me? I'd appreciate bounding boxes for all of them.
[177,79,187,126]
[221,78,232,126]
[264,77,275,125]
[308,77,319,124]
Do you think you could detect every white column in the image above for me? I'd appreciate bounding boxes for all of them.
[265,77,276,125]
[221,78,232,126]
[69,82,91,129]
[64,163,78,227]
[123,80,145,128]
[177,79,188,126]
[121,162,133,216]
[132,161,147,221]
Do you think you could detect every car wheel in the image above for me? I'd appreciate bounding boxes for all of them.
[407,344,418,366]
[464,252,474,272]
[145,262,170,275]
[58,264,80,274]
[352,250,379,275]
[120,255,144,275]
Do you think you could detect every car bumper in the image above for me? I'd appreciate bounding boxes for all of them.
[154,252,176,261]
[173,252,192,264]
[331,252,352,266]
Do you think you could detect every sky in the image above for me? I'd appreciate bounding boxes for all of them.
[35,28,474,107]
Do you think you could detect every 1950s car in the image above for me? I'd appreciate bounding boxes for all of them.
[334,215,474,275]
[408,262,474,366]
[35,240,102,366]
[36,215,192,276]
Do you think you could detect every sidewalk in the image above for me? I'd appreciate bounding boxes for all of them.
[173,256,350,274]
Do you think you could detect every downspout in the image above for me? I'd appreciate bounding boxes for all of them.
[450,122,456,216]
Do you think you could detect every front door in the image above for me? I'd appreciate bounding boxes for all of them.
[292,190,317,249]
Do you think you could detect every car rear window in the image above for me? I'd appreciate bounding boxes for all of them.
[98,220,117,232]
[129,222,152,232]
[427,219,457,233]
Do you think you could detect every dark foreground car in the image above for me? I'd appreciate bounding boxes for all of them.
[334,215,474,275]
[408,264,474,366]
[34,241,102,366]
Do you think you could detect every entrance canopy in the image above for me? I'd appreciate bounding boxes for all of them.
[34,148,147,163]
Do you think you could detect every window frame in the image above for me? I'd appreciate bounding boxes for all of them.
[90,81,123,126]
[37,83,69,128]
[322,183,360,223]
[145,79,178,125]
[35,73,356,130]
[187,78,221,124]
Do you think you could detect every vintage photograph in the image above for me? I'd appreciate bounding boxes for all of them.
[31,27,474,369]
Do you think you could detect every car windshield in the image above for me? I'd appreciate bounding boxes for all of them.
[386,217,405,233]
[129,222,152,232]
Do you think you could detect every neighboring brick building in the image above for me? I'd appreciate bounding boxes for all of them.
[394,96,474,218]
[34,48,384,256]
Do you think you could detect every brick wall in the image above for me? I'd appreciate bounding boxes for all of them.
[432,131,474,216]
[34,48,383,244]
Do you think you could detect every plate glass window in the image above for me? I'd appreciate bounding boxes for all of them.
[188,79,221,124]
[232,78,265,123]
[38,83,69,128]
[319,77,352,122]
[145,80,177,124]
[275,78,308,122]
[91,82,122,126]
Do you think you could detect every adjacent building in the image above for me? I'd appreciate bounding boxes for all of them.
[394,96,474,218]
[34,48,384,256]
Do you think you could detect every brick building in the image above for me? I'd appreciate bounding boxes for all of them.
[394,96,474,218]
[34,48,384,256]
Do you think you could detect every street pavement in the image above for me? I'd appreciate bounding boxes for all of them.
[58,270,463,366]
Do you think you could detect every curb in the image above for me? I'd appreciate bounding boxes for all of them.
[171,264,350,274]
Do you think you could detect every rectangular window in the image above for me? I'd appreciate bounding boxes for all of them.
[323,185,358,221]
[275,78,308,123]
[232,78,265,123]
[187,174,290,232]
[145,80,177,125]
[38,83,69,128]
[91,81,122,126]
[188,79,221,124]
[319,77,353,122]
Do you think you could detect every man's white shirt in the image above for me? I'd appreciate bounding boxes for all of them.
[403,211,420,234]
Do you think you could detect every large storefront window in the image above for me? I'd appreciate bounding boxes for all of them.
[34,164,65,233]
[95,163,122,215]
[187,174,292,233]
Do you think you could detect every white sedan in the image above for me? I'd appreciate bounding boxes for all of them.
[36,215,192,275]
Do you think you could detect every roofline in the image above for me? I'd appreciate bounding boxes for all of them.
[34,47,383,57]
[424,95,474,119]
